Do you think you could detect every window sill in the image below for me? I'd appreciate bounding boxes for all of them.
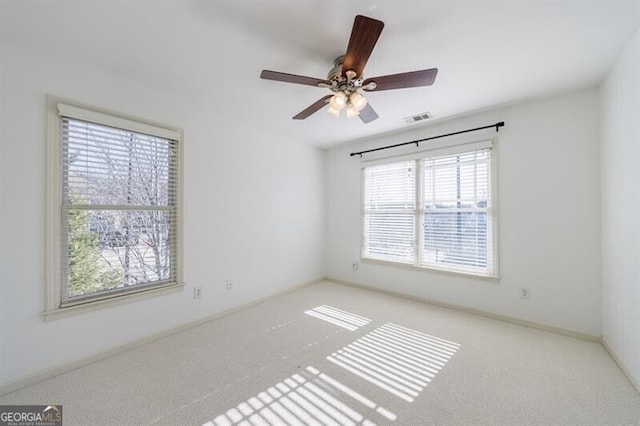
[43,282,185,321]
[361,257,500,281]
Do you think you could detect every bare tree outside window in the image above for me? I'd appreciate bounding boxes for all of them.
[62,117,177,302]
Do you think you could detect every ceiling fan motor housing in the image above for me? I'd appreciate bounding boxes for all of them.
[326,55,364,95]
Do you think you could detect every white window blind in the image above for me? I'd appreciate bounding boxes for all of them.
[363,161,416,264]
[421,148,493,275]
[59,110,180,306]
[362,144,496,277]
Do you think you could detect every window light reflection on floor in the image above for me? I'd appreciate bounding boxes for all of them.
[304,305,371,331]
[204,366,396,426]
[327,322,461,403]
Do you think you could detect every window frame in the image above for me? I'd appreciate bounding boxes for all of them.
[361,139,499,279]
[45,96,184,320]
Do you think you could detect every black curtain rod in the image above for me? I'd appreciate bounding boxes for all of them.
[350,121,505,157]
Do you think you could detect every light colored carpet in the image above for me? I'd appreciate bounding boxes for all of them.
[1,281,639,425]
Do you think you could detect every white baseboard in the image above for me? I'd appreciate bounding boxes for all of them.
[0,278,322,397]
[327,277,602,343]
[602,338,640,394]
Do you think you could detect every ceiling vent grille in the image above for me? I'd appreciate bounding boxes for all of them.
[404,112,432,124]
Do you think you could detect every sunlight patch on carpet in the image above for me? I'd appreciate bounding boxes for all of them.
[327,322,461,402]
[205,366,395,426]
[304,305,371,331]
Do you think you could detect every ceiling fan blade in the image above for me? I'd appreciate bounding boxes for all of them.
[363,68,438,92]
[293,95,333,120]
[342,15,384,78]
[260,70,331,87]
[359,103,379,124]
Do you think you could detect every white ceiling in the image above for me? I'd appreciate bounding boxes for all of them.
[2,1,639,148]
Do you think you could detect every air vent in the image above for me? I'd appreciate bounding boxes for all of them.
[404,112,433,124]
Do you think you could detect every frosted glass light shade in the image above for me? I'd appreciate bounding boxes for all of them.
[346,105,359,118]
[327,106,341,117]
[349,92,367,111]
[330,92,347,110]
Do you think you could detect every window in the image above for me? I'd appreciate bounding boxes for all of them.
[362,141,497,277]
[363,161,416,264]
[46,99,183,317]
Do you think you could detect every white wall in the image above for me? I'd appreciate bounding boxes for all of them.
[601,28,640,389]
[0,41,325,385]
[326,89,602,336]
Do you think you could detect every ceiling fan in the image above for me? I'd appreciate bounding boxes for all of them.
[260,15,438,124]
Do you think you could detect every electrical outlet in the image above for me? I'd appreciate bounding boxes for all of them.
[193,287,202,299]
[520,288,531,300]
[226,280,233,291]
[352,261,359,271]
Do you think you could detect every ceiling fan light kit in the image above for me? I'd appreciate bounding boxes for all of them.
[325,62,370,118]
[260,15,438,124]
